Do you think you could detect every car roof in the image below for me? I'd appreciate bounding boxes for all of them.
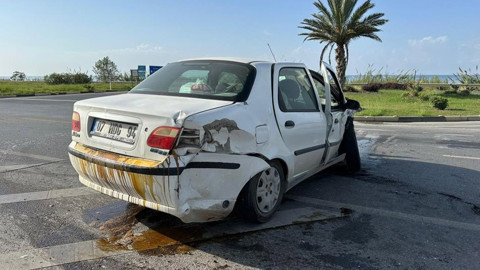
[177,57,271,64]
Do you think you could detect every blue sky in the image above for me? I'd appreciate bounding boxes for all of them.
[1,0,479,76]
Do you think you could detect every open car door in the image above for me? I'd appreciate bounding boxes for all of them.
[319,62,349,165]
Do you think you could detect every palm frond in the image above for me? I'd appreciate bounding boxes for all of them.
[362,13,388,27]
[313,0,333,19]
[298,0,388,86]
[347,0,373,27]
[343,0,359,22]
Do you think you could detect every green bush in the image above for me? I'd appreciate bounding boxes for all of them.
[418,92,430,101]
[457,89,470,96]
[44,72,92,85]
[465,86,477,91]
[362,83,381,92]
[409,84,423,92]
[452,67,480,84]
[450,84,460,91]
[381,82,408,89]
[402,89,419,98]
[431,96,449,110]
[436,86,449,91]
[83,84,94,91]
[444,89,457,95]
[343,85,358,92]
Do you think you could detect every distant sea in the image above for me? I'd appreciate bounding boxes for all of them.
[0,76,44,81]
[346,75,457,83]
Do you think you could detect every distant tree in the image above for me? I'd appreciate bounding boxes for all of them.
[92,56,119,90]
[118,72,132,82]
[299,0,388,87]
[11,71,26,81]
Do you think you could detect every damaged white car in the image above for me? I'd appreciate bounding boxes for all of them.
[68,58,361,223]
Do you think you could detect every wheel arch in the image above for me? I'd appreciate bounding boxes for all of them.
[234,155,289,209]
[246,154,289,183]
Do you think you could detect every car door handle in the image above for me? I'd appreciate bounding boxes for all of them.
[285,120,295,128]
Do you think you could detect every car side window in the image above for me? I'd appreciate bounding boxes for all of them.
[324,70,340,107]
[312,76,326,100]
[278,68,319,112]
[311,71,339,108]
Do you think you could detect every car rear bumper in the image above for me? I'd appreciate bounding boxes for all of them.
[68,142,269,223]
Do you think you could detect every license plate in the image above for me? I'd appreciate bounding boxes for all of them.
[90,119,138,144]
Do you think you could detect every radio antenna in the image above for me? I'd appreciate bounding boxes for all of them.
[267,43,277,62]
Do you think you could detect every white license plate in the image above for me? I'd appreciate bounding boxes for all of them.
[90,119,138,144]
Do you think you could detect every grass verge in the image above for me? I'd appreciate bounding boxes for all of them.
[2,81,479,117]
[345,89,480,116]
[0,81,136,96]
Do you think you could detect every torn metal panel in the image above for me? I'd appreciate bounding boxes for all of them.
[178,153,270,222]
[199,118,257,154]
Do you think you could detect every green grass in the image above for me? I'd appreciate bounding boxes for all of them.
[0,81,136,96]
[2,81,479,117]
[345,89,480,116]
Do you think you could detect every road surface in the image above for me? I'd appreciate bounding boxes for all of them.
[0,93,479,269]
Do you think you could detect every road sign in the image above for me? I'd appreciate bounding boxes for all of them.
[138,65,146,79]
[130,69,138,79]
[149,65,162,75]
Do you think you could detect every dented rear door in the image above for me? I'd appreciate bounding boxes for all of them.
[272,63,327,177]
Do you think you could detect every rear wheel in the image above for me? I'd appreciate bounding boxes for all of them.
[339,117,361,173]
[237,161,285,223]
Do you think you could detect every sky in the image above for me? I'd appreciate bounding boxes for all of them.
[1,0,479,76]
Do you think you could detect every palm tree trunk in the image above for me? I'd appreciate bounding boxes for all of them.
[335,45,347,88]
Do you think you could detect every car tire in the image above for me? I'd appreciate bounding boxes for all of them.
[237,161,286,223]
[339,117,361,173]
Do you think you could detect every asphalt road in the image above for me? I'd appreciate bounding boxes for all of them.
[0,92,479,269]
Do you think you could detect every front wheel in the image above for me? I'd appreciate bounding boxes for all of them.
[237,161,286,223]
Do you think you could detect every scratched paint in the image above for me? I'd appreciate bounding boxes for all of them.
[69,151,178,212]
[74,143,162,167]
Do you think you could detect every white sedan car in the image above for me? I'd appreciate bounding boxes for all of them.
[68,58,361,223]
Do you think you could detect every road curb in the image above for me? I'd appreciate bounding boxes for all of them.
[0,89,129,99]
[355,116,480,122]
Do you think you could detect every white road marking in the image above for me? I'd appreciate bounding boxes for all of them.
[438,134,474,137]
[356,128,391,132]
[4,98,78,102]
[0,164,49,173]
[18,117,70,124]
[0,207,340,269]
[0,149,63,162]
[442,155,480,160]
[0,187,95,205]
[287,195,480,232]
[356,122,480,129]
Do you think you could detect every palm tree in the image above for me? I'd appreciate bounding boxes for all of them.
[299,0,388,87]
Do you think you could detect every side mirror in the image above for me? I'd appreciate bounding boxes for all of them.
[345,99,362,111]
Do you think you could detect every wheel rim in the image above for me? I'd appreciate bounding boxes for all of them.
[256,166,281,214]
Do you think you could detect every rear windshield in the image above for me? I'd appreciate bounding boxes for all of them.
[130,60,256,102]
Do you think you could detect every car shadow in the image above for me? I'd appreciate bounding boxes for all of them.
[89,154,480,268]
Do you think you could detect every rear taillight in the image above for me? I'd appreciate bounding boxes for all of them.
[72,112,81,132]
[147,127,180,150]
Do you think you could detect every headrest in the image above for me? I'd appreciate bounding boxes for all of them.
[279,79,300,99]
